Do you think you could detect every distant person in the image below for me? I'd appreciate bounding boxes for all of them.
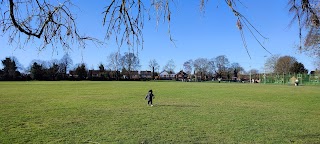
[145,89,155,106]
[295,79,299,86]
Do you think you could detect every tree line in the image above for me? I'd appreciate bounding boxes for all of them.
[0,52,141,81]
[0,52,312,81]
[182,55,310,81]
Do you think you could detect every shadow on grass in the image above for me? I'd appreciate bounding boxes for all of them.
[290,133,320,143]
[156,104,200,108]
[297,133,320,139]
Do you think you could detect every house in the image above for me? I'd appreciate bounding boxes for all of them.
[88,70,101,77]
[140,71,152,79]
[159,71,175,80]
[68,70,78,78]
[122,71,139,80]
[87,69,121,80]
[176,70,188,81]
[130,71,139,80]
[310,70,320,75]
[106,70,120,80]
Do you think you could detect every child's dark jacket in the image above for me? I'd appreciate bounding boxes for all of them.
[145,92,154,100]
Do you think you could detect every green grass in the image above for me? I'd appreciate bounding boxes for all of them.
[0,81,320,143]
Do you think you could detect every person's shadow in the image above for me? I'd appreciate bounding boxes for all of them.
[156,104,200,108]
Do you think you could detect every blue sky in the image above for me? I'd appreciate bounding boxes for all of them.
[0,0,316,73]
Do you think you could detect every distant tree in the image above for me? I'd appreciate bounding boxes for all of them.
[121,52,140,71]
[149,59,160,72]
[264,54,280,73]
[47,62,60,80]
[107,52,122,80]
[275,56,297,74]
[290,61,308,74]
[30,62,45,80]
[249,69,259,80]
[10,56,24,72]
[193,58,211,77]
[149,59,160,79]
[75,63,87,80]
[99,63,105,72]
[207,59,215,78]
[1,57,20,80]
[230,62,243,78]
[214,55,230,78]
[121,52,140,78]
[107,52,121,71]
[0,69,3,80]
[183,59,193,75]
[59,54,73,76]
[163,59,176,73]
[121,68,128,78]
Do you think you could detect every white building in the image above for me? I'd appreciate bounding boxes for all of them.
[159,71,175,80]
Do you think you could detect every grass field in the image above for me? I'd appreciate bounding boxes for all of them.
[0,81,319,143]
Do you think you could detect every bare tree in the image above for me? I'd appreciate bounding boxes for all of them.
[183,59,193,75]
[207,59,215,77]
[193,58,210,76]
[148,59,160,72]
[106,52,121,80]
[121,52,140,72]
[59,53,73,75]
[163,59,175,73]
[274,55,297,74]
[264,54,280,73]
[214,55,230,78]
[249,68,259,79]
[107,52,122,71]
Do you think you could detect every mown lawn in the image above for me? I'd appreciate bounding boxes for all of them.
[0,81,319,143]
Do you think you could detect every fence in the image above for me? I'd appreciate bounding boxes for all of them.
[258,73,320,85]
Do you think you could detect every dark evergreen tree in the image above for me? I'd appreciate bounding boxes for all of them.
[290,62,308,74]
[75,64,87,80]
[31,62,45,80]
[1,57,20,80]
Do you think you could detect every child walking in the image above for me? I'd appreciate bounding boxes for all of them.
[145,89,155,106]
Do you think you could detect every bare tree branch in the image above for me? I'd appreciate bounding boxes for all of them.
[223,0,271,58]
[2,0,318,60]
[1,0,101,51]
[288,0,320,49]
[102,0,176,52]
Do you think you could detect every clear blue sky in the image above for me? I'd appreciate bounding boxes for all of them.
[0,0,316,73]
